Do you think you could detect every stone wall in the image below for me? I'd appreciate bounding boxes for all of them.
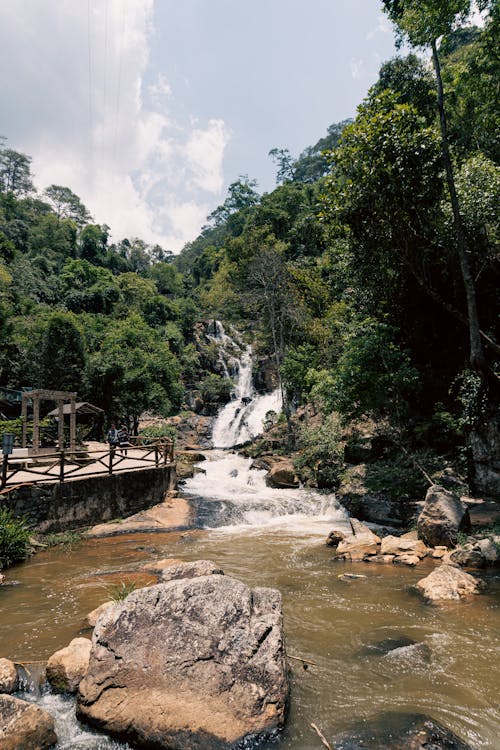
[6,465,177,533]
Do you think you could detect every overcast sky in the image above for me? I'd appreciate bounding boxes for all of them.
[0,1,398,253]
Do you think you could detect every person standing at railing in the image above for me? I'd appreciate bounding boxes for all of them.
[118,424,130,456]
[107,424,119,453]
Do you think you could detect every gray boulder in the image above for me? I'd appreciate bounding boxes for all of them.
[77,567,289,749]
[417,485,470,548]
[266,461,299,488]
[443,537,499,568]
[0,694,57,750]
[416,564,484,603]
[0,658,18,693]
[46,637,91,693]
[334,519,381,561]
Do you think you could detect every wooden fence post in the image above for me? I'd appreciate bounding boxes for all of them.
[155,446,159,468]
[109,448,114,475]
[59,451,65,483]
[1,456,8,489]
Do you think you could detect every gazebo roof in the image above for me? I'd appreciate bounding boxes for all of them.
[47,402,104,417]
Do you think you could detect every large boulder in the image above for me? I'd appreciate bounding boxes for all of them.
[334,519,381,561]
[46,637,92,693]
[0,658,18,693]
[417,485,470,548]
[77,568,289,749]
[266,461,299,488]
[415,564,484,603]
[0,694,57,750]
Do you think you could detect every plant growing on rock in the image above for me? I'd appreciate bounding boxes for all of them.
[0,507,31,569]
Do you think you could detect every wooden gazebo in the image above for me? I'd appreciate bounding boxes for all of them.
[22,389,77,455]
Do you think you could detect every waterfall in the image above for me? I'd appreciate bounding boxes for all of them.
[209,321,282,448]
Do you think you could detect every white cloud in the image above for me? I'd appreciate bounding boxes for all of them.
[366,14,391,41]
[350,58,365,80]
[0,0,230,253]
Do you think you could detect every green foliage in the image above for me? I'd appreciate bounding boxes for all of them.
[199,373,232,405]
[294,414,344,488]
[0,506,31,569]
[40,530,83,549]
[36,311,87,392]
[138,423,177,443]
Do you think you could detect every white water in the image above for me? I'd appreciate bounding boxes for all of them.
[184,451,349,538]
[209,321,282,448]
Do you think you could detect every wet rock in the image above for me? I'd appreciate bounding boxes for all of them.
[338,573,367,581]
[416,564,484,603]
[0,573,5,585]
[177,450,206,463]
[364,553,395,564]
[393,553,420,566]
[141,557,184,575]
[77,571,289,749]
[326,529,346,548]
[250,457,273,471]
[160,559,224,582]
[0,658,18,693]
[360,636,417,656]
[333,712,474,749]
[266,461,299,488]
[417,485,470,548]
[83,601,115,629]
[334,519,381,562]
[380,531,429,559]
[443,538,499,568]
[46,637,92,693]
[0,694,57,750]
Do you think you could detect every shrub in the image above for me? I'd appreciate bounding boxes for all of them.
[294,413,344,488]
[139,423,177,444]
[0,506,31,569]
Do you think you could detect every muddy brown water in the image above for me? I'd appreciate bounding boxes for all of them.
[1,451,499,749]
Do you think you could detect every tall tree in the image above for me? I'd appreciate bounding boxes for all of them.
[382,0,498,387]
[0,148,34,196]
[43,185,92,227]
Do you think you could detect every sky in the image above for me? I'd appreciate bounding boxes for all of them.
[0,1,399,253]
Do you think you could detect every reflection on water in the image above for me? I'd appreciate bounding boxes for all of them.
[0,452,499,749]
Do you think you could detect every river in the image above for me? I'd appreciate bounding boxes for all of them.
[1,325,499,748]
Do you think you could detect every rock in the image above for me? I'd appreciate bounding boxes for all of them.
[46,637,92,693]
[0,573,4,584]
[380,531,429,559]
[359,636,417,656]
[334,519,381,561]
[338,573,367,581]
[266,461,299,488]
[160,559,225,582]
[364,554,395,564]
[0,658,18,693]
[326,529,346,548]
[141,557,184,575]
[416,564,484,603]
[77,572,289,749]
[443,538,499,568]
[83,601,116,629]
[333,712,474,749]
[250,457,272,471]
[0,694,57,750]
[393,553,420,566]
[177,450,206,463]
[432,546,448,559]
[417,485,471,548]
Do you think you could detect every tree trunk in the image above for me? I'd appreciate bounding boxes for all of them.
[431,39,487,376]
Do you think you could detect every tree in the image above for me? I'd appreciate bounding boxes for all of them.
[0,148,34,196]
[207,176,259,227]
[88,315,183,432]
[79,224,109,264]
[382,0,498,387]
[269,148,296,184]
[36,312,87,393]
[43,185,92,227]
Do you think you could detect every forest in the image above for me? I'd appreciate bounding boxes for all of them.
[0,1,498,494]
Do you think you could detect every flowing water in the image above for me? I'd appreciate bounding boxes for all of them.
[1,326,499,748]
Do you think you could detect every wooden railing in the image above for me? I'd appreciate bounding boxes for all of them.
[0,440,175,489]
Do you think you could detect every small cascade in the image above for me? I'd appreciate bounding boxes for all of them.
[208,321,282,448]
[183,451,349,537]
